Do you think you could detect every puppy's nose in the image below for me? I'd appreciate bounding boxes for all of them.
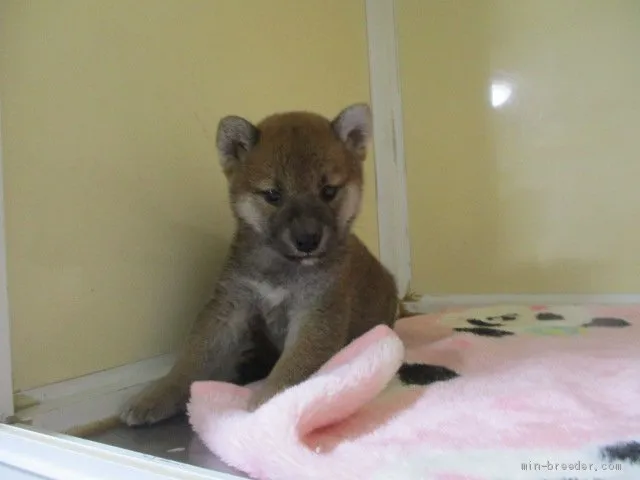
[290,217,323,254]
[294,232,322,254]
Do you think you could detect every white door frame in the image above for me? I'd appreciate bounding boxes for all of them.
[0,104,14,423]
[366,0,412,298]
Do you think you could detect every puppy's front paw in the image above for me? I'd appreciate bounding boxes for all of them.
[120,380,187,426]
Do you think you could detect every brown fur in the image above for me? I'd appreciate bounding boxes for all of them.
[120,104,398,425]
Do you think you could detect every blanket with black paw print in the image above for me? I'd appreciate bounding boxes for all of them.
[187,305,640,480]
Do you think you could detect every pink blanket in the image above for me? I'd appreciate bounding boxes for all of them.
[187,305,640,479]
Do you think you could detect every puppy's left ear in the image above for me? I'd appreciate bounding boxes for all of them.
[331,103,372,160]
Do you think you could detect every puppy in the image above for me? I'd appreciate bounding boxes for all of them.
[121,103,398,426]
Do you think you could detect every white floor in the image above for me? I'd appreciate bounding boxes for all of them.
[84,415,249,478]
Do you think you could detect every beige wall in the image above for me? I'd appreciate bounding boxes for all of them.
[0,0,378,391]
[397,0,640,295]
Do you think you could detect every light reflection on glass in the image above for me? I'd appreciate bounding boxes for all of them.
[491,81,513,108]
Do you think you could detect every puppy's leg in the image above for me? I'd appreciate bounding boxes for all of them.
[120,282,253,426]
[235,319,281,386]
[248,301,349,410]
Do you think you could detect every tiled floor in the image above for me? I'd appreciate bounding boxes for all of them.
[84,415,249,478]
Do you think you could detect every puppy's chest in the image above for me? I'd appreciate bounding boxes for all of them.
[242,276,318,347]
[245,278,291,313]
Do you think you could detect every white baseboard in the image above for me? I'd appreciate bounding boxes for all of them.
[407,294,640,314]
[12,354,175,433]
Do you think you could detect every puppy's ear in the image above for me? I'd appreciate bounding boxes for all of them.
[216,115,260,173]
[331,103,372,159]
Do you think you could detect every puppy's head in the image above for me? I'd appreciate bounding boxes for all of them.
[216,104,372,264]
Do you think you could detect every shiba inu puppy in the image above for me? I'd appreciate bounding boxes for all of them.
[121,103,398,426]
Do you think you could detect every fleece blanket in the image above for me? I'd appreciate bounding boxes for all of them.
[187,305,640,479]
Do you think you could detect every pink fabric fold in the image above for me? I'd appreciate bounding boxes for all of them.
[187,305,640,479]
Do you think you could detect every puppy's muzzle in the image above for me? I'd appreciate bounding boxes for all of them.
[290,217,324,254]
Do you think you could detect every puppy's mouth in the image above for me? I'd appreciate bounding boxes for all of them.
[284,253,325,266]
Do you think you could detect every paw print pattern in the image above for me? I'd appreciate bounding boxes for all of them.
[600,440,640,464]
[451,310,631,338]
[583,317,630,328]
[536,312,564,321]
[397,363,460,386]
[453,326,514,337]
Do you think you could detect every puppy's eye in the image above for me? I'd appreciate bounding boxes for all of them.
[320,185,339,202]
[260,189,282,205]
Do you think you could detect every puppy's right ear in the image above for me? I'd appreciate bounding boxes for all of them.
[216,116,260,173]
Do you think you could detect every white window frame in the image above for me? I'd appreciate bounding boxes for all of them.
[0,103,14,424]
[366,0,412,298]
